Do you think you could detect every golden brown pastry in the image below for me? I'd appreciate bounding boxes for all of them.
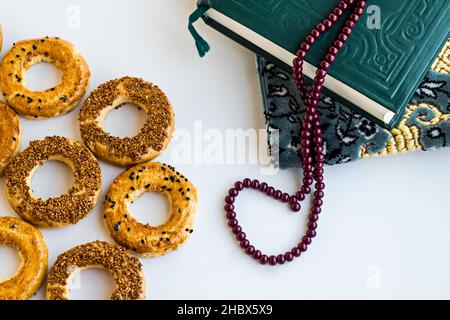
[0,37,90,119]
[0,101,21,176]
[104,162,197,257]
[47,241,145,300]
[0,216,48,300]
[5,136,101,228]
[79,77,175,166]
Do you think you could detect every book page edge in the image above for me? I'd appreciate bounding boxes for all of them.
[206,8,395,125]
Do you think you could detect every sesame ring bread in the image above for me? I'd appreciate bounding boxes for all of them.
[0,37,90,119]
[47,241,145,300]
[0,101,21,176]
[0,217,48,300]
[79,77,175,166]
[104,162,198,257]
[5,136,102,228]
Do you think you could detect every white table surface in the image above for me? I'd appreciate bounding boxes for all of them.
[1,0,450,300]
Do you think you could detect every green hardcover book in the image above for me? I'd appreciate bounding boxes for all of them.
[189,0,450,128]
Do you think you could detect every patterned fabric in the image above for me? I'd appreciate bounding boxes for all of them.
[259,39,450,168]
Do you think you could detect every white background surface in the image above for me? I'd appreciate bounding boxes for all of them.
[0,0,450,300]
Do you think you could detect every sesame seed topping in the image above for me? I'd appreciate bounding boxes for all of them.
[79,77,173,163]
[47,241,144,300]
[5,136,101,226]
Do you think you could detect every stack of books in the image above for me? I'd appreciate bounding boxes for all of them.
[189,0,450,129]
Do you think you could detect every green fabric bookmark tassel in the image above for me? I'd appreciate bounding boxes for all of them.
[188,4,210,57]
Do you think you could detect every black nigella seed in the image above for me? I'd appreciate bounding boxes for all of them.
[15,93,20,97]
[190,230,194,234]
[12,137,16,141]
[145,184,151,189]
[32,45,37,50]
[162,231,166,234]
[187,188,191,192]
[38,98,42,103]
[44,52,49,57]
[103,215,106,219]
[15,54,20,58]
[164,177,169,181]
[27,51,32,55]
[141,240,145,244]
[179,208,182,213]
[185,228,189,232]
[38,106,42,110]
[114,222,121,232]
[127,227,131,232]
[125,194,129,199]
[186,197,190,201]
[130,186,135,191]
[27,97,33,103]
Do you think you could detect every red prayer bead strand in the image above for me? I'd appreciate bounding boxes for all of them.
[224,0,367,266]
